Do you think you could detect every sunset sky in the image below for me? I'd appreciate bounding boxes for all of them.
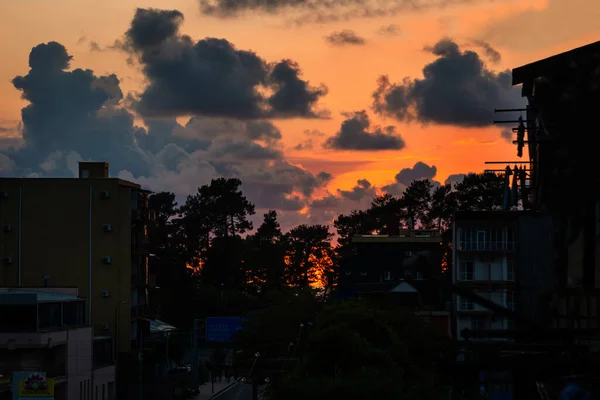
[0,0,598,229]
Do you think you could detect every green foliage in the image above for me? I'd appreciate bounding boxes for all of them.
[269,301,449,400]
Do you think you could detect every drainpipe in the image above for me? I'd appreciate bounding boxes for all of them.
[18,185,22,286]
[89,184,95,395]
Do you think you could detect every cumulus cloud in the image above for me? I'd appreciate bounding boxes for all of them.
[308,178,377,223]
[444,173,468,185]
[198,0,506,25]
[325,30,366,46]
[1,35,331,217]
[121,8,328,120]
[324,110,406,151]
[293,129,325,151]
[372,38,525,127]
[471,40,501,64]
[377,24,401,36]
[381,161,438,195]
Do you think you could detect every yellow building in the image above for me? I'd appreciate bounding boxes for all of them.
[0,162,153,355]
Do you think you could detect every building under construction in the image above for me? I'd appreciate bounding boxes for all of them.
[452,40,600,399]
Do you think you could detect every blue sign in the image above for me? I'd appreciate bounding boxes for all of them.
[206,317,243,343]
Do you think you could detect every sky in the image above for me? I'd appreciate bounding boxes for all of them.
[0,0,598,230]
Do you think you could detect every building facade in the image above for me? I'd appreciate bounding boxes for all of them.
[452,212,517,340]
[0,162,153,355]
[0,287,115,400]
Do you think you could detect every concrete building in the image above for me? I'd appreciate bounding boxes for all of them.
[452,212,517,340]
[0,162,154,356]
[0,287,115,400]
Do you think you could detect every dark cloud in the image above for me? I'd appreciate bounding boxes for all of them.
[372,38,525,127]
[324,110,406,151]
[444,173,468,185]
[293,129,325,150]
[381,161,437,195]
[377,24,401,36]
[472,40,501,63]
[198,0,505,26]
[122,8,328,120]
[500,128,513,142]
[1,40,331,214]
[308,178,376,224]
[325,30,366,46]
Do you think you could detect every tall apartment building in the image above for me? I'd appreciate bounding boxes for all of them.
[0,162,153,355]
[452,211,517,340]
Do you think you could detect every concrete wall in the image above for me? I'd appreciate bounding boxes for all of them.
[94,366,116,400]
[67,327,93,400]
[0,178,135,353]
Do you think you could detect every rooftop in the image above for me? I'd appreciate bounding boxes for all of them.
[352,230,441,243]
[0,288,83,304]
[512,40,600,86]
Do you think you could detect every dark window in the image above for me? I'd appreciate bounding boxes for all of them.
[38,302,62,330]
[63,301,85,326]
[93,338,114,368]
[0,305,37,332]
[459,261,474,280]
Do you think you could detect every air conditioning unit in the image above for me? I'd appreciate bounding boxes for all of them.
[103,224,112,233]
[100,191,110,199]
[101,290,111,298]
[3,224,11,233]
[3,257,12,265]
[102,256,112,265]
[100,324,110,330]
[0,192,7,199]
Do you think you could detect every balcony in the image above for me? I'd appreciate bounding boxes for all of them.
[457,241,516,252]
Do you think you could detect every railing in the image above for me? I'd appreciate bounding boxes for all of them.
[457,241,516,251]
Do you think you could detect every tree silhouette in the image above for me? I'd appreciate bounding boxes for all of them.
[285,224,333,289]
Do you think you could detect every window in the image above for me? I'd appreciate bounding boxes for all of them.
[344,271,351,276]
[38,302,62,329]
[506,291,515,311]
[80,382,83,400]
[102,384,106,400]
[477,230,486,250]
[459,296,474,311]
[383,271,393,281]
[96,385,98,400]
[416,271,423,280]
[404,269,412,277]
[405,251,413,257]
[108,382,115,400]
[459,261,474,281]
[81,169,89,178]
[507,261,515,281]
[471,317,488,331]
[506,227,516,250]
[360,272,367,276]
[63,301,85,326]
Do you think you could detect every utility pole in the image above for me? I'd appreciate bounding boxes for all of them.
[138,331,143,400]
[193,319,199,387]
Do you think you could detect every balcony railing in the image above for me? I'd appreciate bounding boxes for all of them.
[457,241,516,251]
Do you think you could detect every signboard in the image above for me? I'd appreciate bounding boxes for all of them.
[12,372,54,400]
[205,317,243,343]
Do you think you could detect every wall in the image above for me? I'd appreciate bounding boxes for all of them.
[67,327,93,400]
[93,366,116,400]
[516,214,555,323]
[0,178,135,354]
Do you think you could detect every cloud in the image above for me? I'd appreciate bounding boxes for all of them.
[471,40,501,64]
[325,30,366,46]
[121,8,328,120]
[198,0,506,26]
[293,129,325,150]
[308,178,377,224]
[372,38,525,127]
[444,173,468,185]
[377,24,401,36]
[324,110,406,151]
[1,39,331,217]
[381,161,438,195]
[500,128,513,142]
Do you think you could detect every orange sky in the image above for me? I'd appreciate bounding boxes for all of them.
[0,0,598,224]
